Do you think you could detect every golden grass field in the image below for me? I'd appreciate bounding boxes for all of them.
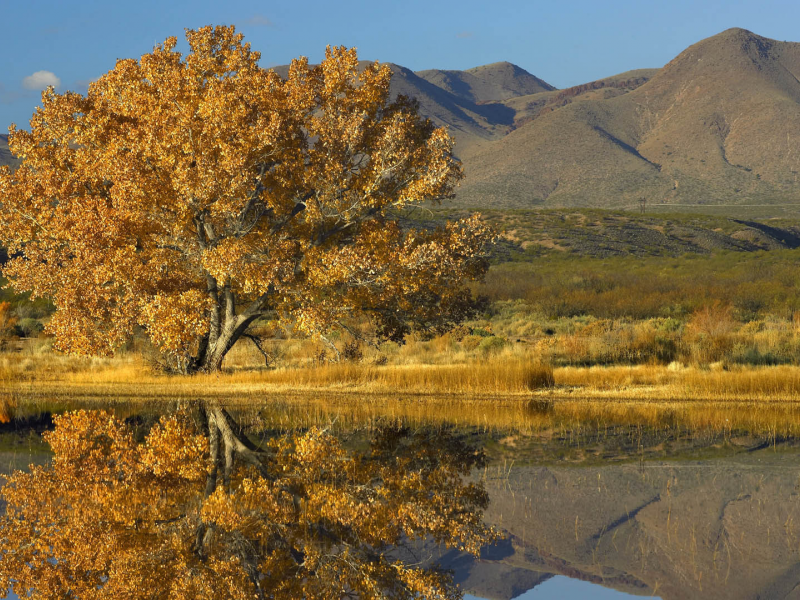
[2,303,800,441]
[4,341,800,400]
[4,340,800,437]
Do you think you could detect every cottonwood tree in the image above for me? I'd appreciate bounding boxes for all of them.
[0,409,496,599]
[0,25,492,372]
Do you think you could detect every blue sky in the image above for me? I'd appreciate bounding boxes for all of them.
[3,0,800,131]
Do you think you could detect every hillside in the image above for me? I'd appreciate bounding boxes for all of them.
[6,29,800,213]
[462,208,800,260]
[502,68,659,129]
[0,135,14,169]
[415,61,554,104]
[455,28,800,209]
[270,60,551,155]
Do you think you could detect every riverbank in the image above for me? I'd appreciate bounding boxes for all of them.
[4,349,800,404]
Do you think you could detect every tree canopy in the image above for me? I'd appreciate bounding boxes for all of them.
[0,25,493,372]
[0,409,495,599]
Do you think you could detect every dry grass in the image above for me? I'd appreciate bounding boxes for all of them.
[679,366,800,398]
[555,365,677,390]
[218,360,554,393]
[551,363,800,400]
[0,350,553,400]
[4,347,800,439]
[4,342,800,402]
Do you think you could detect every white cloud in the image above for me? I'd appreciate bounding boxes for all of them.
[22,71,61,91]
[242,15,274,27]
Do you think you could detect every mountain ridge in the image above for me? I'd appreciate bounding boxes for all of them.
[455,28,800,209]
[4,29,800,215]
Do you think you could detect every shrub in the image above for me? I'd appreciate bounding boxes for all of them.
[341,341,363,362]
[449,324,471,341]
[461,335,483,351]
[471,327,493,338]
[731,347,787,366]
[16,318,44,338]
[0,303,16,339]
[478,336,507,354]
[658,318,683,333]
[685,302,736,363]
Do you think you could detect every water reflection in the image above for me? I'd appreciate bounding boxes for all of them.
[466,576,654,599]
[3,400,800,599]
[447,427,800,600]
[0,406,495,599]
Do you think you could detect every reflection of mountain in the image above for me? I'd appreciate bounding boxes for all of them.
[452,449,800,600]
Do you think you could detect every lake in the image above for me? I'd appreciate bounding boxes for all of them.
[3,397,800,599]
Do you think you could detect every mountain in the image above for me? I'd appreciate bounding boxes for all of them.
[236,61,552,155]
[415,61,554,104]
[6,29,800,213]
[0,135,15,169]
[454,28,800,208]
[265,31,800,211]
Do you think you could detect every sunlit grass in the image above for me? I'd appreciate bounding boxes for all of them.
[4,347,800,403]
[4,337,800,445]
[0,351,553,399]
[552,363,800,400]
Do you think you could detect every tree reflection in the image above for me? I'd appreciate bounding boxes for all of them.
[0,407,496,599]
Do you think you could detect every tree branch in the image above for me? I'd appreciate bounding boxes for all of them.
[243,333,275,367]
[313,206,382,247]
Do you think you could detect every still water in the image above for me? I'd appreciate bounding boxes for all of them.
[466,576,651,599]
[3,398,800,599]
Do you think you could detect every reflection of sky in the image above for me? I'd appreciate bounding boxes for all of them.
[5,577,657,600]
[465,575,660,600]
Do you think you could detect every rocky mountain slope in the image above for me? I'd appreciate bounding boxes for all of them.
[270,60,552,154]
[456,28,800,209]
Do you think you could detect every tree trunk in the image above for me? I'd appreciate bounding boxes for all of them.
[200,313,260,372]
[186,286,270,373]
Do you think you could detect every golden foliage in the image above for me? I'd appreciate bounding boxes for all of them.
[0,409,496,599]
[0,25,492,371]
